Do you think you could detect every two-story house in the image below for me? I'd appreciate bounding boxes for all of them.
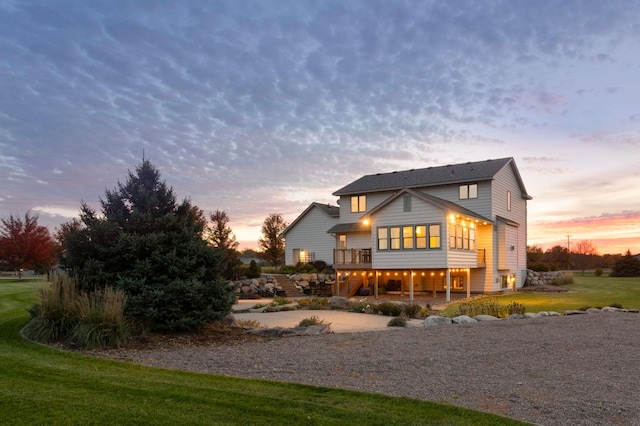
[283,157,531,301]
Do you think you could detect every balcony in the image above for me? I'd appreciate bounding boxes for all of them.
[333,248,372,269]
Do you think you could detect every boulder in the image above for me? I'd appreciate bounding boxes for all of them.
[329,296,348,307]
[249,327,285,338]
[423,316,453,327]
[586,308,602,314]
[564,310,587,315]
[524,312,540,319]
[473,315,499,321]
[452,315,477,324]
[506,314,524,320]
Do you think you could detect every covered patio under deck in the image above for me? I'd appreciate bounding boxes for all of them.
[334,268,474,303]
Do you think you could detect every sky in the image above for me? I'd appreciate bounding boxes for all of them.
[1,0,639,255]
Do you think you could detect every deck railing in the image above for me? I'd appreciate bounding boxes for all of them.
[333,248,372,265]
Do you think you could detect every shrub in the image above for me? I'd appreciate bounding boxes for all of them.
[308,297,328,310]
[237,319,263,328]
[387,316,407,327]
[551,272,574,286]
[298,316,326,327]
[246,260,261,278]
[506,301,526,315]
[272,296,290,306]
[377,302,403,317]
[403,304,422,318]
[594,268,603,277]
[347,300,371,313]
[312,260,327,273]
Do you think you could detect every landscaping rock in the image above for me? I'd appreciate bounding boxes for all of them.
[222,313,240,328]
[564,310,587,315]
[474,315,499,321]
[423,316,453,327]
[506,314,524,320]
[586,308,602,314]
[602,306,624,313]
[329,296,348,307]
[524,312,540,319]
[249,327,285,338]
[452,315,477,324]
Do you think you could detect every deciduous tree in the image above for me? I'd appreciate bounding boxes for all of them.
[0,212,57,279]
[258,213,287,268]
[574,240,598,276]
[205,210,241,280]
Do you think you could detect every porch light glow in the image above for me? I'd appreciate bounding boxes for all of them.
[430,272,434,276]
[363,219,370,225]
[449,214,456,223]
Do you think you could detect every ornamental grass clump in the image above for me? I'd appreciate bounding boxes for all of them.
[376,302,404,316]
[24,275,135,348]
[454,297,526,318]
[402,304,422,318]
[297,315,326,327]
[387,316,407,327]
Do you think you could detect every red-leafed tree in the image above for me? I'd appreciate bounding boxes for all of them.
[0,212,58,279]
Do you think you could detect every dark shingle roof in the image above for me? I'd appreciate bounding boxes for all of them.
[326,222,371,234]
[333,157,516,196]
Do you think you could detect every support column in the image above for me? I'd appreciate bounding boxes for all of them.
[466,268,471,299]
[374,271,378,300]
[446,269,451,302]
[409,270,414,303]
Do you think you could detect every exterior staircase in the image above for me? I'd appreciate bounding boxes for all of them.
[271,274,306,298]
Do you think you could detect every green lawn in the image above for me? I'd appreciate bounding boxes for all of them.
[0,278,526,425]
[442,273,640,316]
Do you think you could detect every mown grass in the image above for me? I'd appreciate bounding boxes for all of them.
[442,273,640,316]
[0,278,527,425]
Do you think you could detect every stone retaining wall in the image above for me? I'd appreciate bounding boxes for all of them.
[524,269,566,287]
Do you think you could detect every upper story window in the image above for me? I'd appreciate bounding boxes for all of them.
[459,184,478,200]
[377,224,441,251]
[507,191,512,211]
[350,195,366,213]
[448,224,476,251]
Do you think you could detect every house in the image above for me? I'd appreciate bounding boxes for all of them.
[281,202,339,266]
[284,157,531,301]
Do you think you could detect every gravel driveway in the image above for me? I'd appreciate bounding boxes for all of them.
[94,312,640,425]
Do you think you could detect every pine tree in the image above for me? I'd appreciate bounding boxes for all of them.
[60,160,236,331]
[610,250,640,277]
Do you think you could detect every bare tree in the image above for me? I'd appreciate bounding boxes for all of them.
[258,213,287,268]
[574,240,598,276]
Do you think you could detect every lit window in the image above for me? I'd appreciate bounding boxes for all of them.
[507,191,511,211]
[429,224,441,248]
[351,195,366,213]
[390,227,400,250]
[403,226,413,249]
[338,234,347,249]
[377,228,388,250]
[415,226,427,249]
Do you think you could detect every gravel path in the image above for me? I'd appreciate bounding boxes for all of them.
[93,313,640,425]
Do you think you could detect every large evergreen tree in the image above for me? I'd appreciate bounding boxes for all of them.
[610,250,640,277]
[60,160,236,331]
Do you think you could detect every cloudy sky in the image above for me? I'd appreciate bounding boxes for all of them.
[1,0,639,254]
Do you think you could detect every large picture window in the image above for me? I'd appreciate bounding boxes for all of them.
[376,224,441,251]
[350,195,366,213]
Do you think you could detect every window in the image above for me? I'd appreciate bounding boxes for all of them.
[403,226,414,249]
[377,228,388,250]
[377,224,441,251]
[459,184,478,200]
[403,195,412,212]
[415,225,427,249]
[449,224,476,251]
[507,191,511,211]
[350,195,366,212]
[429,224,441,248]
[390,227,401,250]
[338,234,347,249]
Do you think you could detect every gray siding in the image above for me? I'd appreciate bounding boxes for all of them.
[284,207,338,265]
[338,192,393,223]
[370,195,447,269]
